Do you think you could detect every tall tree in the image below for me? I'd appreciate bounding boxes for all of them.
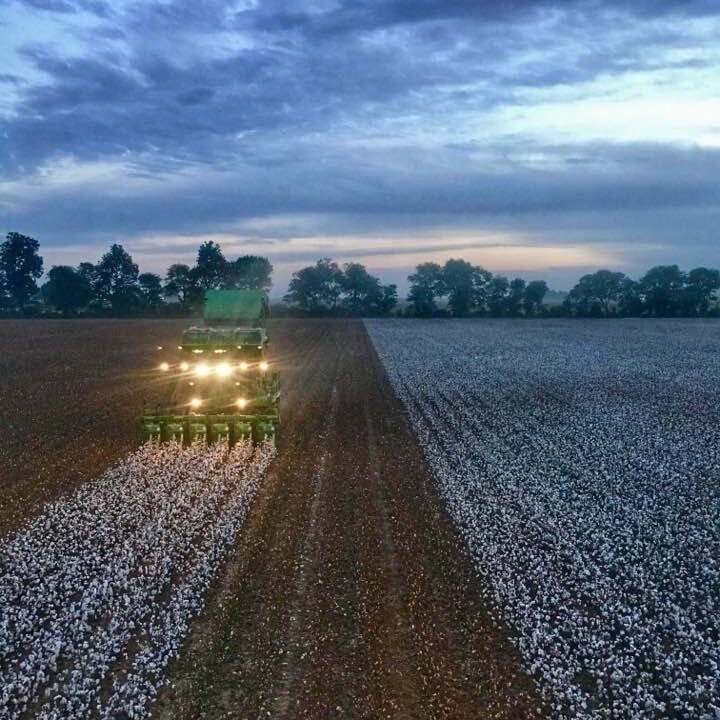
[95,243,140,314]
[284,258,344,313]
[225,255,273,290]
[375,283,399,316]
[568,269,632,316]
[0,232,44,309]
[523,280,549,316]
[163,263,196,310]
[41,266,92,315]
[507,278,526,317]
[191,241,227,290]
[407,262,444,316]
[138,272,163,312]
[639,265,686,316]
[487,276,510,316]
[684,267,720,315]
[341,262,382,315]
[472,265,493,312]
[443,259,477,316]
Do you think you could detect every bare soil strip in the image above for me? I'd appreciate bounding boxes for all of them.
[156,319,546,719]
[0,319,186,535]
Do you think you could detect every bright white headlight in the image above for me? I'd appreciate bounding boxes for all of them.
[239,361,249,371]
[217,362,232,378]
[180,361,190,371]
[190,397,202,409]
[159,362,170,372]
[259,361,269,372]
[195,363,210,377]
[236,398,247,409]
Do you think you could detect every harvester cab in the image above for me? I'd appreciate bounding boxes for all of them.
[143,289,280,445]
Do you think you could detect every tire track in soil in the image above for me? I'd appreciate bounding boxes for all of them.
[267,381,338,719]
[156,319,547,719]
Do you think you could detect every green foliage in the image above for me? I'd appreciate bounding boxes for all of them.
[408,259,498,317]
[94,244,141,314]
[442,258,477,316]
[284,258,345,314]
[408,262,444,316]
[0,232,44,309]
[284,258,397,316]
[191,241,227,290]
[523,280,549,316]
[138,273,164,311]
[507,278,526,317]
[224,256,273,291]
[7,231,720,320]
[42,266,92,315]
[567,270,632,316]
[684,267,720,315]
[487,276,510,316]
[163,263,196,310]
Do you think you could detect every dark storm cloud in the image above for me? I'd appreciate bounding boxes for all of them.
[245,0,719,35]
[4,0,707,177]
[0,0,716,175]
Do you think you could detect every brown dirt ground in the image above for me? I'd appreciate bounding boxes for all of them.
[0,318,547,718]
[0,318,186,534]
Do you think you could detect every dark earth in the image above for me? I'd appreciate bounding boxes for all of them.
[0,318,546,719]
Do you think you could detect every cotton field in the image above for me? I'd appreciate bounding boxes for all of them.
[367,319,720,720]
[0,439,275,720]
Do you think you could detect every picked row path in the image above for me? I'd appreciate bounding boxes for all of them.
[156,319,545,720]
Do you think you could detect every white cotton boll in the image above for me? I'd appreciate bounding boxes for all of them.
[0,438,275,720]
[366,318,720,720]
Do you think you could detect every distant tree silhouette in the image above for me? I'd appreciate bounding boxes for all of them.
[224,256,273,291]
[138,273,164,312]
[163,263,196,310]
[42,266,92,315]
[284,258,344,313]
[191,241,227,290]
[523,280,549,316]
[507,278,526,317]
[408,262,444,316]
[94,244,141,314]
[0,232,43,309]
[487,276,510,316]
[684,267,720,315]
[639,265,686,316]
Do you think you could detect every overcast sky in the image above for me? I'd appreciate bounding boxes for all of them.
[1,0,719,293]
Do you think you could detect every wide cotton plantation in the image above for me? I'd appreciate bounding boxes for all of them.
[367,318,720,720]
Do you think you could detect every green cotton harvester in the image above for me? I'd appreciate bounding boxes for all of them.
[142,289,280,445]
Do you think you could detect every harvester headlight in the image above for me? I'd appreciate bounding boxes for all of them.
[195,363,210,377]
[239,361,249,371]
[216,362,232,378]
[180,361,190,371]
[159,362,170,372]
[190,397,202,409]
[259,361,269,372]
[192,349,203,354]
[236,398,247,409]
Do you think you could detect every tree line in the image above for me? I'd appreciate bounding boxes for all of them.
[1,231,718,318]
[286,257,720,318]
[0,233,272,316]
